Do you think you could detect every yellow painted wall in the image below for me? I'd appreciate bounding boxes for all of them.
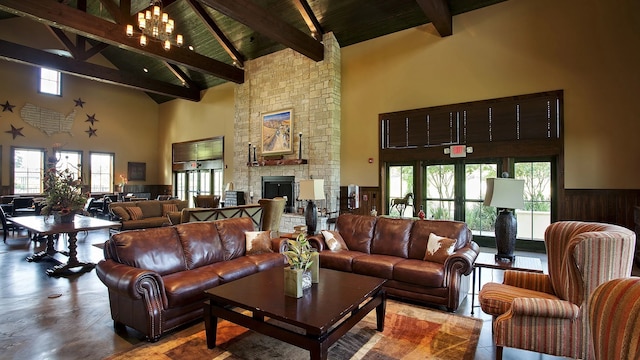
[157,82,236,185]
[341,0,640,188]
[0,17,159,188]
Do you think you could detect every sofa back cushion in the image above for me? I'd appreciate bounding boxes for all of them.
[370,217,412,258]
[137,200,162,218]
[175,221,225,269]
[335,214,377,253]
[408,220,472,260]
[107,227,187,275]
[214,217,256,260]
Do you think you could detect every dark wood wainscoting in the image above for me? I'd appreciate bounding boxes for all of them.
[561,189,640,230]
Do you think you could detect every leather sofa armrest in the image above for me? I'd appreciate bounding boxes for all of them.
[307,234,325,251]
[444,240,480,277]
[271,237,288,253]
[95,259,168,308]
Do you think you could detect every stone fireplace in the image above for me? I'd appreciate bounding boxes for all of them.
[232,32,341,224]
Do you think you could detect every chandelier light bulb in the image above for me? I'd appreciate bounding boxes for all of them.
[145,10,151,20]
[177,34,183,46]
[164,40,171,51]
[153,6,160,17]
[140,34,147,46]
[162,13,168,23]
[126,24,133,37]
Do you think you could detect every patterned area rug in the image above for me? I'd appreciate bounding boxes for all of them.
[105,300,482,360]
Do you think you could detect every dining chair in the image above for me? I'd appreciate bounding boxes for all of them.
[258,197,286,234]
[0,205,17,243]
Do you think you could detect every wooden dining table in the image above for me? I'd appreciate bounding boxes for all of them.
[11,215,120,277]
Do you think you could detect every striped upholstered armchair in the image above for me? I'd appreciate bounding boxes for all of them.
[478,221,636,360]
[588,277,640,360]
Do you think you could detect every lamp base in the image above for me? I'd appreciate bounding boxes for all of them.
[305,200,318,235]
[495,209,517,262]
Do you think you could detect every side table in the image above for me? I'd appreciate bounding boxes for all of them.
[470,251,544,315]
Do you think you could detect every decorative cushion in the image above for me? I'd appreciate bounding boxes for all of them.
[423,233,456,263]
[245,231,273,255]
[162,203,178,216]
[321,230,348,251]
[111,206,130,221]
[125,206,144,221]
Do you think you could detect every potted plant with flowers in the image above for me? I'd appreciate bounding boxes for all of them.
[283,232,319,297]
[40,167,87,223]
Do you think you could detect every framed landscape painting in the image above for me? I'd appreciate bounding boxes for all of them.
[262,109,293,156]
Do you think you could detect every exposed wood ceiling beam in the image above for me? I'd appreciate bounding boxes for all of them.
[165,62,199,90]
[293,0,324,41]
[96,0,130,25]
[0,0,244,84]
[48,27,109,61]
[197,0,324,62]
[186,0,245,67]
[415,0,452,37]
[0,39,201,101]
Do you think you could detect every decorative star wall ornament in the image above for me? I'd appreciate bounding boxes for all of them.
[86,126,97,137]
[6,124,24,139]
[85,113,98,125]
[74,98,85,107]
[2,100,15,112]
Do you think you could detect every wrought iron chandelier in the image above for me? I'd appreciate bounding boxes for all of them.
[126,0,183,51]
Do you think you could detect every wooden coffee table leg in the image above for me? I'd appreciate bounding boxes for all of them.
[310,342,328,360]
[204,301,218,349]
[376,291,386,331]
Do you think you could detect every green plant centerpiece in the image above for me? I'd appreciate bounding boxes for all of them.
[41,167,88,223]
[283,233,319,298]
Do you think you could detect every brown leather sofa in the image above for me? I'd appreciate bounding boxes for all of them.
[309,214,479,311]
[95,217,286,341]
[108,199,188,230]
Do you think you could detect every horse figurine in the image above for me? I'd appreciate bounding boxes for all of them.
[390,193,414,216]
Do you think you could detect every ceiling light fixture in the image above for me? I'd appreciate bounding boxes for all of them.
[126,0,183,51]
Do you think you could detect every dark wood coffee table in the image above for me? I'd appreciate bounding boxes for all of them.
[204,267,387,360]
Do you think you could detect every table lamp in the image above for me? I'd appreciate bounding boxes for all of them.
[299,179,325,235]
[483,176,525,261]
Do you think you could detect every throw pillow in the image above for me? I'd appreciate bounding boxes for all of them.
[111,206,130,221]
[125,206,144,221]
[321,230,348,251]
[423,233,457,264]
[245,231,273,255]
[162,203,178,216]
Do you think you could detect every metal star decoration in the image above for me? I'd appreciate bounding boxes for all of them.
[74,98,85,107]
[85,113,98,125]
[2,100,15,112]
[86,127,97,137]
[6,124,24,139]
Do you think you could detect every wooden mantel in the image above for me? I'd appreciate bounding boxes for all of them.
[247,159,308,167]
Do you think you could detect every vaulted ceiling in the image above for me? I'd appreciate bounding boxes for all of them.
[0,0,506,103]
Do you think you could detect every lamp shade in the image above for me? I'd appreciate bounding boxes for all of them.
[299,179,325,201]
[483,178,525,210]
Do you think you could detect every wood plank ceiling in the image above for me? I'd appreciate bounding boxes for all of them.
[0,0,506,103]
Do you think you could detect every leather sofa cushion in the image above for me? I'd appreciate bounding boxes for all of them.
[245,252,287,271]
[370,217,412,258]
[335,214,377,253]
[175,221,224,269]
[319,250,366,272]
[352,254,404,279]
[162,266,221,308]
[408,220,470,260]
[215,217,256,260]
[393,259,445,287]
[109,226,187,275]
[208,257,259,283]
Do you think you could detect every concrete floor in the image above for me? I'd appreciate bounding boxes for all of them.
[1,227,637,360]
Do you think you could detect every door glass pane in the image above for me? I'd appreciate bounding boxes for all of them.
[515,161,551,240]
[388,165,414,217]
[464,164,498,236]
[425,164,455,220]
[175,172,185,200]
